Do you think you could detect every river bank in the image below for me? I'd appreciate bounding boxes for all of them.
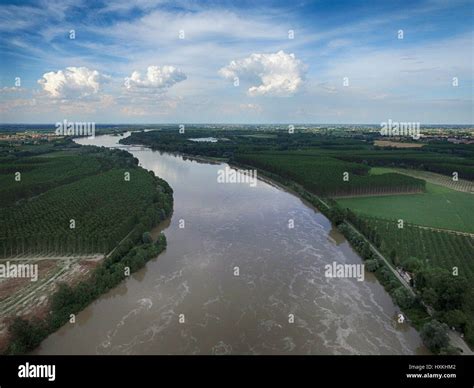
[33,133,427,355]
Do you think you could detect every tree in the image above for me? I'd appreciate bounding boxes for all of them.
[422,287,438,307]
[421,320,450,353]
[393,287,415,309]
[439,345,460,355]
[142,231,153,244]
[435,276,467,311]
[400,256,423,273]
[389,249,397,264]
[365,259,380,272]
[442,309,467,332]
[8,318,46,354]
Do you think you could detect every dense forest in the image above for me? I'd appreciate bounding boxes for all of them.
[0,141,172,257]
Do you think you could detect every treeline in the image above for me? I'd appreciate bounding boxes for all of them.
[234,152,425,197]
[119,129,376,158]
[335,150,474,181]
[120,129,474,182]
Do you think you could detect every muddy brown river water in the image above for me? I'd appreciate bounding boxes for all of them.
[34,132,427,355]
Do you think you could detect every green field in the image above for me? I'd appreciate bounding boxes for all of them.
[337,177,474,233]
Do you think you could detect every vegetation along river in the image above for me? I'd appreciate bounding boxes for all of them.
[35,132,427,355]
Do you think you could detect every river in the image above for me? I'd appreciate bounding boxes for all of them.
[34,132,427,355]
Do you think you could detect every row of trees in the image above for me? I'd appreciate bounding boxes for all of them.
[234,153,425,197]
[338,151,474,181]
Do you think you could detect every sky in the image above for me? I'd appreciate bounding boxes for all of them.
[0,0,472,124]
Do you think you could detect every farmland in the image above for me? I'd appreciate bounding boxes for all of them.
[0,143,173,256]
[350,214,474,346]
[337,181,474,233]
[0,168,170,256]
[384,168,474,193]
[361,216,474,281]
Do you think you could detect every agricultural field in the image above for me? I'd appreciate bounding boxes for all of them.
[373,140,424,148]
[0,168,165,256]
[235,152,425,197]
[337,181,474,233]
[0,152,103,207]
[0,141,172,257]
[364,216,474,282]
[356,214,474,346]
[390,168,474,193]
[0,254,102,351]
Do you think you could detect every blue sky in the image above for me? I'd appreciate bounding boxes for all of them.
[0,0,472,124]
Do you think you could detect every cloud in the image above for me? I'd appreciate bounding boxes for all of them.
[120,98,179,116]
[219,51,306,96]
[0,87,25,94]
[37,67,108,98]
[120,106,148,116]
[239,103,262,113]
[124,65,186,91]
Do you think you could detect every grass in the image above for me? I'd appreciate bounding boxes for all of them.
[389,168,474,193]
[337,171,474,233]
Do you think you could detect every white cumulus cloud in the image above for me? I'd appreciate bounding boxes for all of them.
[124,65,186,91]
[38,67,107,98]
[219,51,306,96]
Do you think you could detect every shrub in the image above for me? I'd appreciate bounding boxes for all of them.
[421,320,450,353]
[393,287,415,309]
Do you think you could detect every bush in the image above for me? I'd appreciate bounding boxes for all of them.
[421,320,450,353]
[400,256,423,273]
[365,259,380,272]
[142,231,153,244]
[439,345,461,355]
[393,287,415,309]
[441,309,467,332]
[8,318,47,354]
